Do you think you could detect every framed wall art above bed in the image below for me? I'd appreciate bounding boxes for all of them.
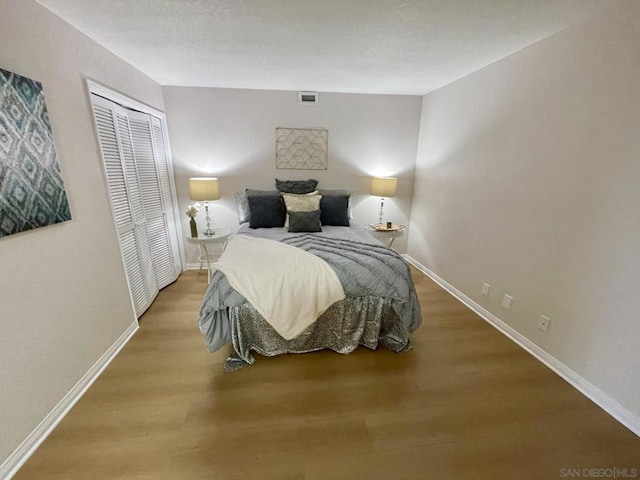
[275,127,328,170]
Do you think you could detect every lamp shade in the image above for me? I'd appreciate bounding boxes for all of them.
[371,177,398,198]
[189,177,220,201]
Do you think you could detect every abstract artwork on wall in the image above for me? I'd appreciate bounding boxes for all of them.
[0,68,71,238]
[276,127,328,170]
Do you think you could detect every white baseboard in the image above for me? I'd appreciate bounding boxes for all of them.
[0,322,139,480]
[403,254,640,438]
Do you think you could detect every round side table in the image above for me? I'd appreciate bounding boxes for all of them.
[185,229,231,283]
[366,224,406,248]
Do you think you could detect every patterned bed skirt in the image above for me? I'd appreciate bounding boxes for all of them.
[224,295,412,372]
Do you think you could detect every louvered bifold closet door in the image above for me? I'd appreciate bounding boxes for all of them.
[128,110,177,290]
[91,95,155,317]
[150,116,181,277]
[115,109,158,303]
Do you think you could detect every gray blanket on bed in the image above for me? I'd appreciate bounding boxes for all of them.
[282,234,420,330]
[198,230,421,366]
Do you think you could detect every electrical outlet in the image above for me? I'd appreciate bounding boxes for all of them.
[481,283,491,296]
[537,315,551,332]
[501,294,513,309]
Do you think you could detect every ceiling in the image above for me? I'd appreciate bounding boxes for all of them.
[36,0,602,95]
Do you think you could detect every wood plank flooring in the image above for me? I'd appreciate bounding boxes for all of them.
[15,268,639,479]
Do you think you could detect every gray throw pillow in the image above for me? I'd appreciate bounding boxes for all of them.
[319,189,353,220]
[247,194,285,228]
[246,188,280,196]
[320,195,350,226]
[275,179,319,194]
[288,210,322,233]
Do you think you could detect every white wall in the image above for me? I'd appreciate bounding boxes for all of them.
[0,0,164,466]
[163,87,422,262]
[408,1,640,423]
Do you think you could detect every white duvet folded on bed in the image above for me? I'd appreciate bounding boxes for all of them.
[212,235,345,340]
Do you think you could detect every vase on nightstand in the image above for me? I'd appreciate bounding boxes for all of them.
[189,218,198,238]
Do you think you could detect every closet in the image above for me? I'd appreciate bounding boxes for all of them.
[89,89,182,318]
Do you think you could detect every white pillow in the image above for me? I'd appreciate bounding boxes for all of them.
[282,191,322,227]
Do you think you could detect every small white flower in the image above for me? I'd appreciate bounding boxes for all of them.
[185,203,200,218]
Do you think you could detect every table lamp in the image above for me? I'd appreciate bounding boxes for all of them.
[189,177,220,237]
[370,176,397,225]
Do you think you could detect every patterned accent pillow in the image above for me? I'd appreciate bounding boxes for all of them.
[282,192,321,211]
[282,192,322,227]
[275,178,319,194]
[320,194,350,226]
[235,192,250,224]
[247,194,285,228]
[288,210,322,233]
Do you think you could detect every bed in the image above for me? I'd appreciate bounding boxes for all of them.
[197,181,422,371]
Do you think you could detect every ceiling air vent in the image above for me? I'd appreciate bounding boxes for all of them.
[298,91,319,105]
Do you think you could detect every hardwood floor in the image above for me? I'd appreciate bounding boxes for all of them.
[15,268,639,479]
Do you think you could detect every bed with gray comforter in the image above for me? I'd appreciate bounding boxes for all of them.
[198,224,422,371]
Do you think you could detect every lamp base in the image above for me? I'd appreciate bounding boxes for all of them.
[378,197,385,225]
[203,201,215,237]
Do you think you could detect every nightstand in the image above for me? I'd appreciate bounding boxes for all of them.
[366,224,405,248]
[185,229,231,283]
